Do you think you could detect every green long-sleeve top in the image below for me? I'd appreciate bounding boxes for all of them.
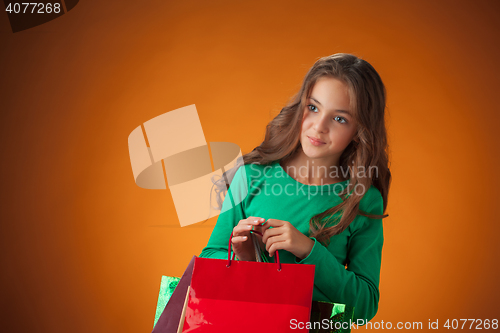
[199,160,384,322]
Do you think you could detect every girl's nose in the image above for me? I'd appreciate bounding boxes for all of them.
[313,116,329,133]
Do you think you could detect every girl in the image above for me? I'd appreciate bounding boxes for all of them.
[199,53,391,325]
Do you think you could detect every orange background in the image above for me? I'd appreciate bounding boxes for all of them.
[1,0,499,332]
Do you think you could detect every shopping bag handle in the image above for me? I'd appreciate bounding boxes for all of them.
[227,230,281,271]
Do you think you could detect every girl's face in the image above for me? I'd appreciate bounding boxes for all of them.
[300,76,358,166]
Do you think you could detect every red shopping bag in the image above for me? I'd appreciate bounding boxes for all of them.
[181,231,315,332]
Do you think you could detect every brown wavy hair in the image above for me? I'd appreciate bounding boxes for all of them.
[210,53,391,246]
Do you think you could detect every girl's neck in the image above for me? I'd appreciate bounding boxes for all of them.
[281,150,347,185]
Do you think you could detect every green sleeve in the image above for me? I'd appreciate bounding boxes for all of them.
[199,165,248,260]
[295,194,384,323]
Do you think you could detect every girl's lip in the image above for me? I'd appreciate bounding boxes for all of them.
[308,136,325,144]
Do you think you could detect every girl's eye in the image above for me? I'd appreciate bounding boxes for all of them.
[307,104,318,112]
[334,116,348,124]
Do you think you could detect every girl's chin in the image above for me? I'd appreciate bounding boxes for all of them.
[303,151,327,159]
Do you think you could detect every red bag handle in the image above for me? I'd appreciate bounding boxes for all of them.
[227,230,281,271]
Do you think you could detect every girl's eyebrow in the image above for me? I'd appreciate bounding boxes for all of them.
[309,97,352,116]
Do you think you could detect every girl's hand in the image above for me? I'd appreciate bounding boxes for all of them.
[231,216,266,261]
[261,219,315,260]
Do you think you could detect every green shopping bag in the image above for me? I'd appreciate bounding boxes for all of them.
[153,275,181,327]
[309,301,355,333]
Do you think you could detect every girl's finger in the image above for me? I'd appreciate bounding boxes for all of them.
[259,224,273,235]
[243,217,266,226]
[265,234,287,252]
[231,235,248,243]
[262,219,284,228]
[260,220,285,234]
[262,227,282,244]
[268,239,287,257]
[233,224,252,235]
[233,219,265,237]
